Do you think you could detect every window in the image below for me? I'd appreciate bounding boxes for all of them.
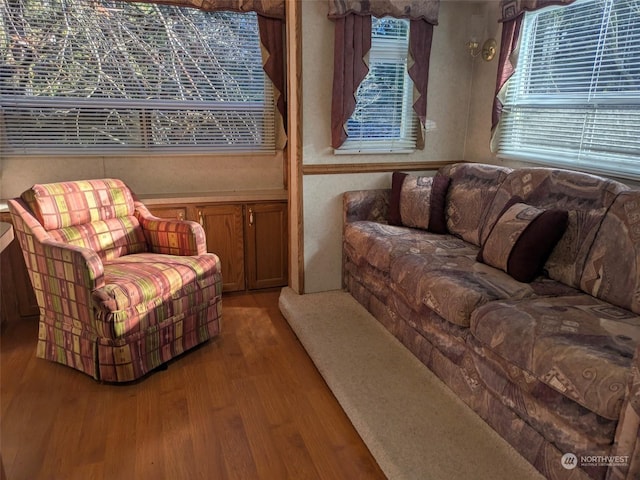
[337,17,418,154]
[0,1,275,155]
[495,0,640,180]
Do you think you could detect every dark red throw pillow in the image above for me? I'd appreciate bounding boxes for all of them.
[508,208,568,282]
[389,171,408,226]
[478,201,568,283]
[427,175,451,234]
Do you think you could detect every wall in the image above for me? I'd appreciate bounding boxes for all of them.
[301,0,501,293]
[0,152,285,200]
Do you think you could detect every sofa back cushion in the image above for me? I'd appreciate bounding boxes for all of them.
[581,190,640,314]
[480,168,628,288]
[20,179,147,260]
[438,163,511,246]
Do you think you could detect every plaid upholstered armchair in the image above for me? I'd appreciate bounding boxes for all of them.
[8,179,222,382]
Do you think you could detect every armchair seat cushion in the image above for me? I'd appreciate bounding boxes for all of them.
[93,253,222,339]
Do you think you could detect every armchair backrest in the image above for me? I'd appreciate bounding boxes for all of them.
[18,179,147,261]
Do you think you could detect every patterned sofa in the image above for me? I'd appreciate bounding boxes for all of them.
[342,163,640,480]
[8,179,222,382]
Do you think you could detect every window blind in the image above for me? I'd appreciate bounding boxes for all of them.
[0,1,275,155]
[337,17,418,154]
[496,0,640,180]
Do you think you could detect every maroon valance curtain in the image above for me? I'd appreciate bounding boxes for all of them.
[130,0,284,18]
[328,0,440,149]
[492,0,576,132]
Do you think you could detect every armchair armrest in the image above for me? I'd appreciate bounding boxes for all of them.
[135,202,207,256]
[343,189,391,225]
[41,239,105,289]
[8,197,104,298]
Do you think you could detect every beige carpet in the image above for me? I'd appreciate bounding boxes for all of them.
[279,287,545,480]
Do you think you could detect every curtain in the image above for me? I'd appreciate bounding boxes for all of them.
[130,0,284,18]
[492,0,576,132]
[328,0,440,149]
[330,14,372,149]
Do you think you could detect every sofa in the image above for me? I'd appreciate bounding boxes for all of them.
[9,179,222,382]
[342,163,640,480]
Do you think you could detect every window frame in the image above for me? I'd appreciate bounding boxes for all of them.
[0,1,276,156]
[494,0,640,181]
[335,17,418,155]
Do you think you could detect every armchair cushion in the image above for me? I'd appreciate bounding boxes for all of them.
[48,217,148,261]
[22,178,136,230]
[22,178,148,261]
[93,253,221,339]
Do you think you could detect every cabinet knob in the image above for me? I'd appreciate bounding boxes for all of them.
[198,210,204,226]
[248,208,254,226]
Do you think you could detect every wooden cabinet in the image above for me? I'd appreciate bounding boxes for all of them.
[147,205,187,221]
[197,204,246,292]
[245,203,288,290]
[148,200,288,293]
[0,218,39,323]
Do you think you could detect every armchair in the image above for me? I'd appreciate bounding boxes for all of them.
[8,179,222,382]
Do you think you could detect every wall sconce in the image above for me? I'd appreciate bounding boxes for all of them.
[467,38,497,61]
[467,38,498,62]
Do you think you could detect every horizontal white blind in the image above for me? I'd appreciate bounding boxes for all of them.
[496,0,640,180]
[0,1,275,154]
[338,17,418,154]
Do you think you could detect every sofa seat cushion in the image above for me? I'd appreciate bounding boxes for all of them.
[470,295,640,420]
[469,338,618,449]
[344,221,474,273]
[391,253,576,328]
[93,252,222,339]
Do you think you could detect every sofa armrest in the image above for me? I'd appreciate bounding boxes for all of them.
[135,202,207,256]
[611,343,640,479]
[343,189,391,224]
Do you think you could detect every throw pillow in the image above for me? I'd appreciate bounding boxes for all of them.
[389,171,408,226]
[389,171,450,233]
[477,202,568,283]
[428,175,451,234]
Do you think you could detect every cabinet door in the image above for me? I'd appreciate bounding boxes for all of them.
[245,202,288,290]
[198,205,245,292]
[1,238,39,322]
[146,205,187,220]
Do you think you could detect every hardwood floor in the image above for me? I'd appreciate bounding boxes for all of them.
[0,290,386,480]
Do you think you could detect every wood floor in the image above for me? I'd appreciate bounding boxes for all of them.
[0,290,386,480]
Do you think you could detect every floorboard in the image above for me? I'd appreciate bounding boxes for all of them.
[0,290,386,480]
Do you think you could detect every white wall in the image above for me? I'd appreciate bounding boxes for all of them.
[0,152,284,199]
[301,0,500,293]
